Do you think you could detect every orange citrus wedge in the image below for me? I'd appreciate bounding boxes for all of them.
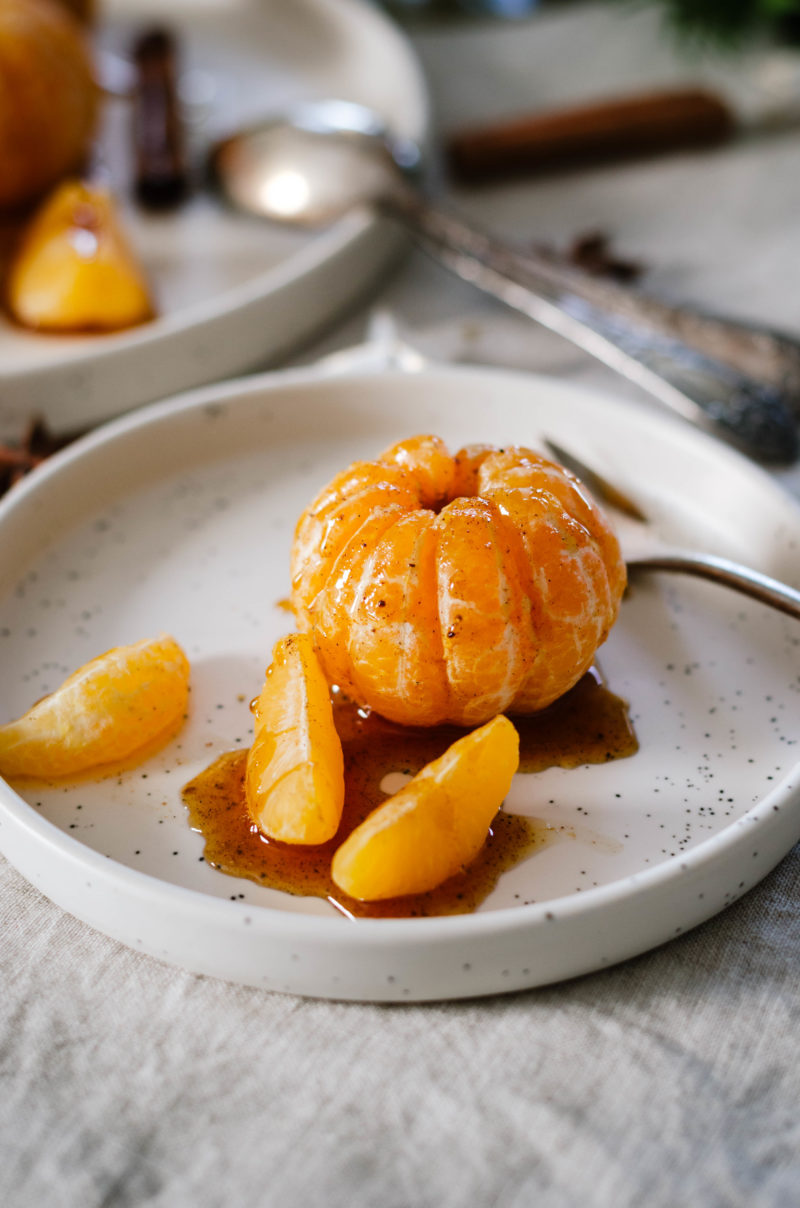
[331,714,519,901]
[245,633,344,845]
[0,634,189,778]
[7,180,154,332]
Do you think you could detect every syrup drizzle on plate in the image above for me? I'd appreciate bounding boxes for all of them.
[182,669,637,919]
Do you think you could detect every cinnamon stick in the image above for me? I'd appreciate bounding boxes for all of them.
[131,27,189,210]
[447,87,736,184]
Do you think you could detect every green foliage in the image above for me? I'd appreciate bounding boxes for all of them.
[643,0,800,42]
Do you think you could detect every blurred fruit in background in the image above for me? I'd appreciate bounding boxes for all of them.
[0,0,97,211]
[54,0,95,21]
[7,180,154,332]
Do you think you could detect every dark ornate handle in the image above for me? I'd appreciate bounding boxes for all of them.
[381,184,799,463]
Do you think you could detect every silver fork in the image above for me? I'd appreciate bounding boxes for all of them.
[544,438,800,622]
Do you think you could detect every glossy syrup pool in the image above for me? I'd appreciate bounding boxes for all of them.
[181,670,638,919]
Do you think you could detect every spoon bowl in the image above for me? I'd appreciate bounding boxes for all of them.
[210,99,418,226]
[212,122,396,226]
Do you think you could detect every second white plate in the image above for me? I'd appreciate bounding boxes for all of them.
[0,0,428,438]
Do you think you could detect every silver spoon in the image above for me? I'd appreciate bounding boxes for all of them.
[543,438,800,621]
[209,99,800,464]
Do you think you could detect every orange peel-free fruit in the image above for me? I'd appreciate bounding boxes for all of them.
[245,633,344,845]
[0,634,189,778]
[0,0,97,210]
[291,435,626,727]
[331,714,520,901]
[7,180,154,332]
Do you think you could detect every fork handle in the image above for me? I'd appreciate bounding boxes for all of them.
[627,552,800,620]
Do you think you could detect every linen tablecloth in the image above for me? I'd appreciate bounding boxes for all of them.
[2,844,798,1207]
[2,4,800,1204]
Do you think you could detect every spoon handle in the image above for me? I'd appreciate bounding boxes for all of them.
[627,551,800,620]
[381,186,798,463]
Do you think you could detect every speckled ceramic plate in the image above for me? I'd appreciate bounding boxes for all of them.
[1,359,799,1001]
[0,0,427,438]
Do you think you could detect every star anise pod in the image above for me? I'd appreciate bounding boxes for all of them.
[0,417,82,497]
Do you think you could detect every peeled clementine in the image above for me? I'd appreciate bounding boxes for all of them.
[291,435,626,727]
[331,714,519,901]
[8,181,154,332]
[0,634,189,778]
[245,633,344,844]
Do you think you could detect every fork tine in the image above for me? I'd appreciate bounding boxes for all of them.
[543,437,649,523]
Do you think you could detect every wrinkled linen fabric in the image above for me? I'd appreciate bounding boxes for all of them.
[4,3,800,1197]
[1,843,798,1208]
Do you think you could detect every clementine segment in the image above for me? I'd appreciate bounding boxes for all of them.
[477,450,627,711]
[345,510,449,727]
[331,714,520,901]
[307,503,410,696]
[291,436,626,727]
[433,495,534,726]
[245,633,344,844]
[378,434,454,508]
[451,443,494,498]
[291,460,418,636]
[0,634,189,778]
[8,181,154,332]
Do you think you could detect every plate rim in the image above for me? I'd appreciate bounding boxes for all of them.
[0,211,378,374]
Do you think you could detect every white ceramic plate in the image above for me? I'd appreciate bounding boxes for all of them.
[0,0,428,438]
[1,359,799,1002]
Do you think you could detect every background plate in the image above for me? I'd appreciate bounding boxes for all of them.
[0,0,428,437]
[0,361,799,1001]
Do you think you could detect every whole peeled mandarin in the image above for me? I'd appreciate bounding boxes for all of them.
[291,435,627,727]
